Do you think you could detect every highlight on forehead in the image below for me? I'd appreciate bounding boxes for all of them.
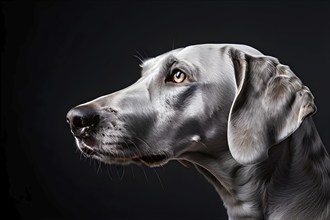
[139,58,152,68]
[140,54,178,77]
[140,48,183,68]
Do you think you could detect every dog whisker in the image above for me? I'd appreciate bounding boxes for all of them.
[97,160,102,174]
[125,139,142,158]
[135,136,152,150]
[115,165,125,181]
[106,164,113,180]
[133,54,144,64]
[153,168,164,191]
[130,166,135,179]
[140,165,149,183]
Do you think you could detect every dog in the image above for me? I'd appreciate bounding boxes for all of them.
[67,44,330,219]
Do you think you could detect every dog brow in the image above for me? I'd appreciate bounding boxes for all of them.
[141,55,178,77]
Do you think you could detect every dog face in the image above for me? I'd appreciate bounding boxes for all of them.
[67,44,315,166]
[67,45,239,166]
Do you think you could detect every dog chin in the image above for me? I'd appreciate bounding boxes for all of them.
[99,155,170,167]
[75,138,170,167]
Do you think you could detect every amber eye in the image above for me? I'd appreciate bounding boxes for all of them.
[170,69,186,83]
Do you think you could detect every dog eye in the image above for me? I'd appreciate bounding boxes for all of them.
[170,69,186,83]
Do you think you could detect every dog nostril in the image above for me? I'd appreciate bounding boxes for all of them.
[66,106,100,136]
[71,115,84,128]
[90,115,100,127]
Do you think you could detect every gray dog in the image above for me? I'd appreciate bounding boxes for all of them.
[67,44,330,219]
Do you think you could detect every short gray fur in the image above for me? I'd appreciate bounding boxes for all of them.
[67,44,330,220]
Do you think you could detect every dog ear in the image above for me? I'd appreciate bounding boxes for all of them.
[227,48,316,165]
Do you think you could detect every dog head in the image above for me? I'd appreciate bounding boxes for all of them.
[67,44,316,166]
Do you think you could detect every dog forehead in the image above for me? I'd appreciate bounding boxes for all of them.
[177,44,263,60]
[140,44,262,77]
[141,48,182,74]
[176,44,220,62]
[142,45,220,68]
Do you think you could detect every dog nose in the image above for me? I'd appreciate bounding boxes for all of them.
[66,105,100,136]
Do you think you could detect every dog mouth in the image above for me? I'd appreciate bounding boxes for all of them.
[76,137,169,166]
[107,154,169,166]
[132,154,168,166]
[77,136,97,156]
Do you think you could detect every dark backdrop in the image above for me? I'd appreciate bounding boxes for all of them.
[2,1,329,219]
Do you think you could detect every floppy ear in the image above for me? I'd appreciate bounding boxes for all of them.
[227,48,316,165]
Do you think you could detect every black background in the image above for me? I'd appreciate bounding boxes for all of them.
[1,1,329,219]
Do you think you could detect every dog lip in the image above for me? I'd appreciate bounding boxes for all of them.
[82,136,97,147]
[77,136,97,156]
[136,154,168,165]
[80,145,95,156]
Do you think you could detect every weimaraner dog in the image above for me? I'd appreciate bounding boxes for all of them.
[67,44,330,219]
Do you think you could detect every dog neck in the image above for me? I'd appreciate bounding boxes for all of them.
[180,117,330,219]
